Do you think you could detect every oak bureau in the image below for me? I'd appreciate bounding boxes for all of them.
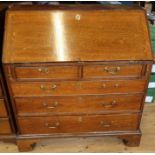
[2,5,154,151]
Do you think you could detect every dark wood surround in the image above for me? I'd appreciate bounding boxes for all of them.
[0,4,16,143]
[2,5,154,151]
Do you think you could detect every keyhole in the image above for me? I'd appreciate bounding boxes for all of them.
[75,14,81,21]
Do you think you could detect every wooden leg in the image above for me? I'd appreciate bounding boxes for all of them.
[17,139,38,152]
[118,134,141,147]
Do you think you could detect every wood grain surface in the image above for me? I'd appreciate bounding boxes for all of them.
[15,94,143,116]
[11,79,146,97]
[17,113,140,134]
[3,5,153,63]
[0,99,8,117]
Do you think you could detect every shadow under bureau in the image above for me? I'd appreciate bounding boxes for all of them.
[2,5,154,151]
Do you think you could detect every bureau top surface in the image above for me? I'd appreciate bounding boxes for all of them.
[2,5,153,63]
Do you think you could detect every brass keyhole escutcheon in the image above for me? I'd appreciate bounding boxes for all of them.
[75,14,81,20]
[102,84,106,88]
[78,116,83,122]
[114,83,120,88]
[78,96,83,102]
[40,85,46,90]
[77,82,82,89]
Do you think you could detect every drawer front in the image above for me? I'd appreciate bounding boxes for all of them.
[15,94,143,115]
[0,118,11,134]
[83,64,144,79]
[18,114,140,134]
[11,80,146,97]
[0,99,7,117]
[14,65,79,80]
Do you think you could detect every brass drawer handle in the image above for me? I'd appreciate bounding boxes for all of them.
[102,100,117,108]
[40,84,57,91]
[51,84,57,90]
[100,121,111,128]
[45,122,60,129]
[38,68,49,73]
[43,102,59,109]
[104,66,120,74]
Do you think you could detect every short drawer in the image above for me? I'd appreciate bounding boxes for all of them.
[15,94,143,115]
[11,79,146,97]
[0,118,11,134]
[14,65,79,80]
[0,99,7,117]
[83,64,145,79]
[18,113,140,134]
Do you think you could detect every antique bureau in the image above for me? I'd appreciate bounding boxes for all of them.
[2,5,153,151]
[0,4,15,143]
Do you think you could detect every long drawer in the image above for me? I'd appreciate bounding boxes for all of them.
[0,118,12,134]
[0,99,7,117]
[18,113,140,134]
[15,94,143,115]
[11,79,146,97]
